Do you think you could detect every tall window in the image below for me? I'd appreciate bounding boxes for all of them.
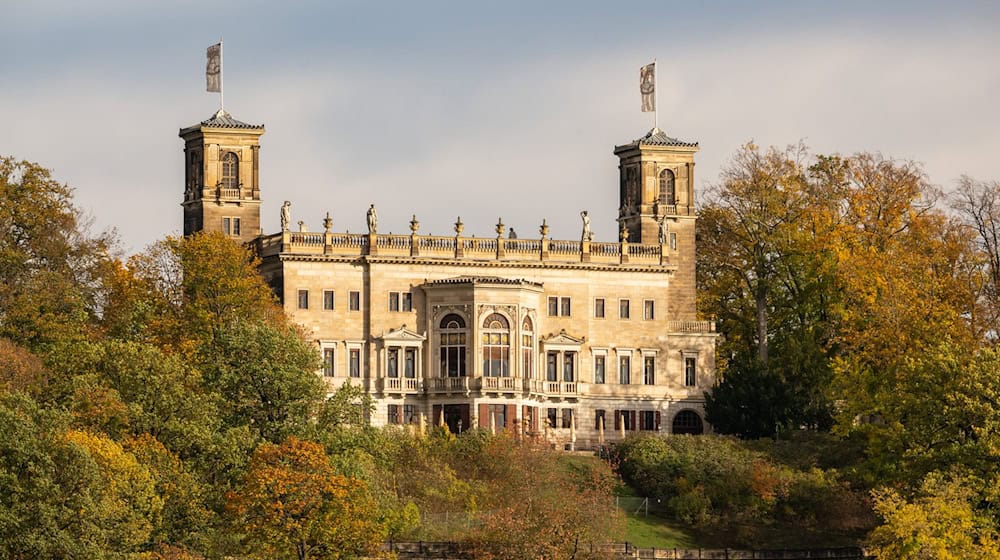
[297,290,309,309]
[404,348,416,378]
[594,298,605,318]
[323,348,335,377]
[482,313,510,377]
[323,290,335,310]
[685,357,697,387]
[619,299,630,319]
[387,348,399,378]
[547,296,571,316]
[643,356,655,385]
[221,152,239,189]
[563,352,576,382]
[521,317,534,380]
[439,314,467,377]
[546,352,558,382]
[349,348,361,378]
[349,291,360,311]
[658,168,675,205]
[643,300,655,320]
[594,355,606,384]
[619,355,631,384]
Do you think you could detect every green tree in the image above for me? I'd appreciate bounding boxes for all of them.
[0,157,114,349]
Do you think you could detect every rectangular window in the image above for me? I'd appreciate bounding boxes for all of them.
[547,297,559,316]
[619,355,631,384]
[389,292,400,312]
[594,355,606,384]
[594,409,606,431]
[387,348,399,378]
[669,232,677,251]
[323,348,335,377]
[349,349,361,378]
[594,298,605,318]
[560,297,571,317]
[232,217,241,236]
[297,290,309,310]
[546,352,558,382]
[349,291,360,311]
[617,409,633,431]
[222,217,231,236]
[563,352,575,382]
[685,357,697,387]
[323,290,335,311]
[561,409,573,429]
[404,348,416,378]
[643,356,655,385]
[403,404,417,425]
[401,292,412,312]
[547,407,558,429]
[619,299,630,319]
[639,410,656,431]
[487,404,507,429]
[643,299,655,320]
[388,404,401,425]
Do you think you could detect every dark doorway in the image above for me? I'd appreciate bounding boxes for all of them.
[672,410,704,435]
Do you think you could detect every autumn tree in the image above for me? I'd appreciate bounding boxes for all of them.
[950,175,1000,340]
[700,143,839,436]
[227,437,384,560]
[0,157,114,349]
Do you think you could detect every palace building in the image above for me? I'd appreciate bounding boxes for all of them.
[179,109,717,448]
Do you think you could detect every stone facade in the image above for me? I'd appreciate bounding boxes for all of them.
[180,113,717,449]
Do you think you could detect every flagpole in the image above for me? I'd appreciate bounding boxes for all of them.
[653,58,657,130]
[219,37,225,112]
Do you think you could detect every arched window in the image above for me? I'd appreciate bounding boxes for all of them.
[439,314,467,377]
[521,316,534,380]
[672,410,704,435]
[221,152,239,189]
[482,313,510,377]
[658,169,675,206]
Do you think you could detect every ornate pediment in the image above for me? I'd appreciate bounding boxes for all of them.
[378,325,427,342]
[540,329,586,346]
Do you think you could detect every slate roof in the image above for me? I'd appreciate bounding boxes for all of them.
[180,110,263,134]
[617,127,698,150]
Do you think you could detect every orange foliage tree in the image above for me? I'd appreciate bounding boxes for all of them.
[226,437,384,560]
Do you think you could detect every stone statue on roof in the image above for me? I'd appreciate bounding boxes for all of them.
[280,201,291,231]
[581,210,594,242]
[367,204,378,234]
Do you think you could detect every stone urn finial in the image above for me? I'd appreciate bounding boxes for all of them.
[454,216,464,235]
[323,212,333,233]
[495,217,505,237]
[620,225,630,242]
[409,214,420,234]
[539,219,550,238]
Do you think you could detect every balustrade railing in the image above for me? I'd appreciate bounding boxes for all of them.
[667,320,716,333]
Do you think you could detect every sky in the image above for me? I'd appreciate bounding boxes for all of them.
[3,0,1000,253]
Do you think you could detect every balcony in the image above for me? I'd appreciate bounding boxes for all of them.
[380,377,423,394]
[428,376,471,395]
[479,376,522,393]
[527,380,579,397]
[666,320,716,334]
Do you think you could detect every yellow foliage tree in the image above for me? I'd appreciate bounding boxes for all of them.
[226,437,384,560]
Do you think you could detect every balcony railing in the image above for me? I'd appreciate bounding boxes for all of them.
[667,320,716,333]
[480,376,520,392]
[381,377,422,393]
[429,377,470,393]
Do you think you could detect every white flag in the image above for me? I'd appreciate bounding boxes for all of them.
[206,43,221,93]
[640,62,655,112]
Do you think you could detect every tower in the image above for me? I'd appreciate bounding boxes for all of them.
[614,128,700,318]
[179,110,265,243]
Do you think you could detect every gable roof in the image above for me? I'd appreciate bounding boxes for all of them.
[615,127,698,150]
[179,109,264,135]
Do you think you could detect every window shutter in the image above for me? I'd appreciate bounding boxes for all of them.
[532,406,539,432]
[655,411,661,431]
[396,405,403,425]
[505,404,517,430]
[432,405,443,428]
[614,410,621,430]
[478,403,489,428]
[459,404,470,432]
[630,411,637,431]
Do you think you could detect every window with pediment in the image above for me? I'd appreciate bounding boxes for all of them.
[482,313,510,377]
[439,314,467,377]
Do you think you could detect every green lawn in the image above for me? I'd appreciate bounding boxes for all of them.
[624,512,696,548]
